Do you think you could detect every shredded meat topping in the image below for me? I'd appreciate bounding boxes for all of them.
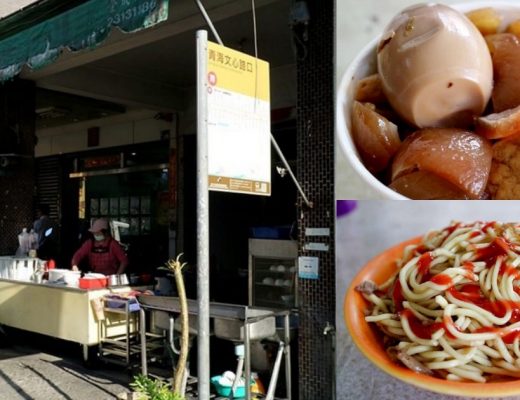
[355,280,378,295]
[397,350,434,376]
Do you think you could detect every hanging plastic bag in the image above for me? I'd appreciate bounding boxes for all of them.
[15,228,31,256]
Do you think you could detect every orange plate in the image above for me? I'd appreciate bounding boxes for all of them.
[344,237,520,397]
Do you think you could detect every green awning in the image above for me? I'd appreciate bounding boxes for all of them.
[0,0,169,81]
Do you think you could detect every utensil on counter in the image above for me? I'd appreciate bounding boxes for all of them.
[107,274,130,287]
[119,274,129,285]
[32,271,43,284]
[31,264,45,284]
[108,275,118,286]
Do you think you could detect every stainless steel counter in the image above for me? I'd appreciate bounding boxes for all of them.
[137,295,292,400]
[137,295,280,321]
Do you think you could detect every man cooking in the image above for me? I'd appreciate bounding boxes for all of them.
[71,218,128,275]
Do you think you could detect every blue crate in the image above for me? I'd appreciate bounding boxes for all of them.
[210,375,254,398]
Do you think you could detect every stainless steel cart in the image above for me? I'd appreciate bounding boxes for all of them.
[98,299,138,366]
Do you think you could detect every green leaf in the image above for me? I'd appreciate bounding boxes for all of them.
[130,375,185,400]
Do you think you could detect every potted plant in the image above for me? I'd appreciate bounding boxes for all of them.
[129,374,185,400]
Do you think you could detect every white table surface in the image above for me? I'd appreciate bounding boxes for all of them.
[334,0,519,200]
[336,200,520,399]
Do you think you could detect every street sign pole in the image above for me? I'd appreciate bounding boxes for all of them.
[196,29,210,400]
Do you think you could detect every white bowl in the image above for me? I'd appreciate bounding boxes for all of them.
[336,1,520,199]
[263,277,274,285]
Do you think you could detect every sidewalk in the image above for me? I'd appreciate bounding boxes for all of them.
[0,328,133,400]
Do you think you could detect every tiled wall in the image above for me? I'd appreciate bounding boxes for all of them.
[296,1,336,398]
[0,79,36,254]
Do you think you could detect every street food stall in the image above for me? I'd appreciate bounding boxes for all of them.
[0,256,144,362]
[0,0,305,397]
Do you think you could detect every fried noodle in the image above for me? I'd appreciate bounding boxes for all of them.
[359,221,520,382]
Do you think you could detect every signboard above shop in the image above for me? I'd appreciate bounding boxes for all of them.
[206,41,271,196]
[0,0,169,81]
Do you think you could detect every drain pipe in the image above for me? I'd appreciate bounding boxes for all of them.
[323,322,336,400]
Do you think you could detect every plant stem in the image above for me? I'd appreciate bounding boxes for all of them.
[171,258,189,395]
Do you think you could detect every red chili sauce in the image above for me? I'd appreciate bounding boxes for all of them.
[474,237,511,266]
[400,308,458,339]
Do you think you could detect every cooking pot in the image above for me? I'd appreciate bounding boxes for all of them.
[107,274,130,287]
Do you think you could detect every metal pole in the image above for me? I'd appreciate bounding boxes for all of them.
[140,308,147,375]
[284,313,292,400]
[196,29,211,400]
[265,342,285,400]
[194,0,223,46]
[271,133,313,208]
[244,322,251,400]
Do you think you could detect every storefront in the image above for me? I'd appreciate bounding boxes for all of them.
[0,1,334,399]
